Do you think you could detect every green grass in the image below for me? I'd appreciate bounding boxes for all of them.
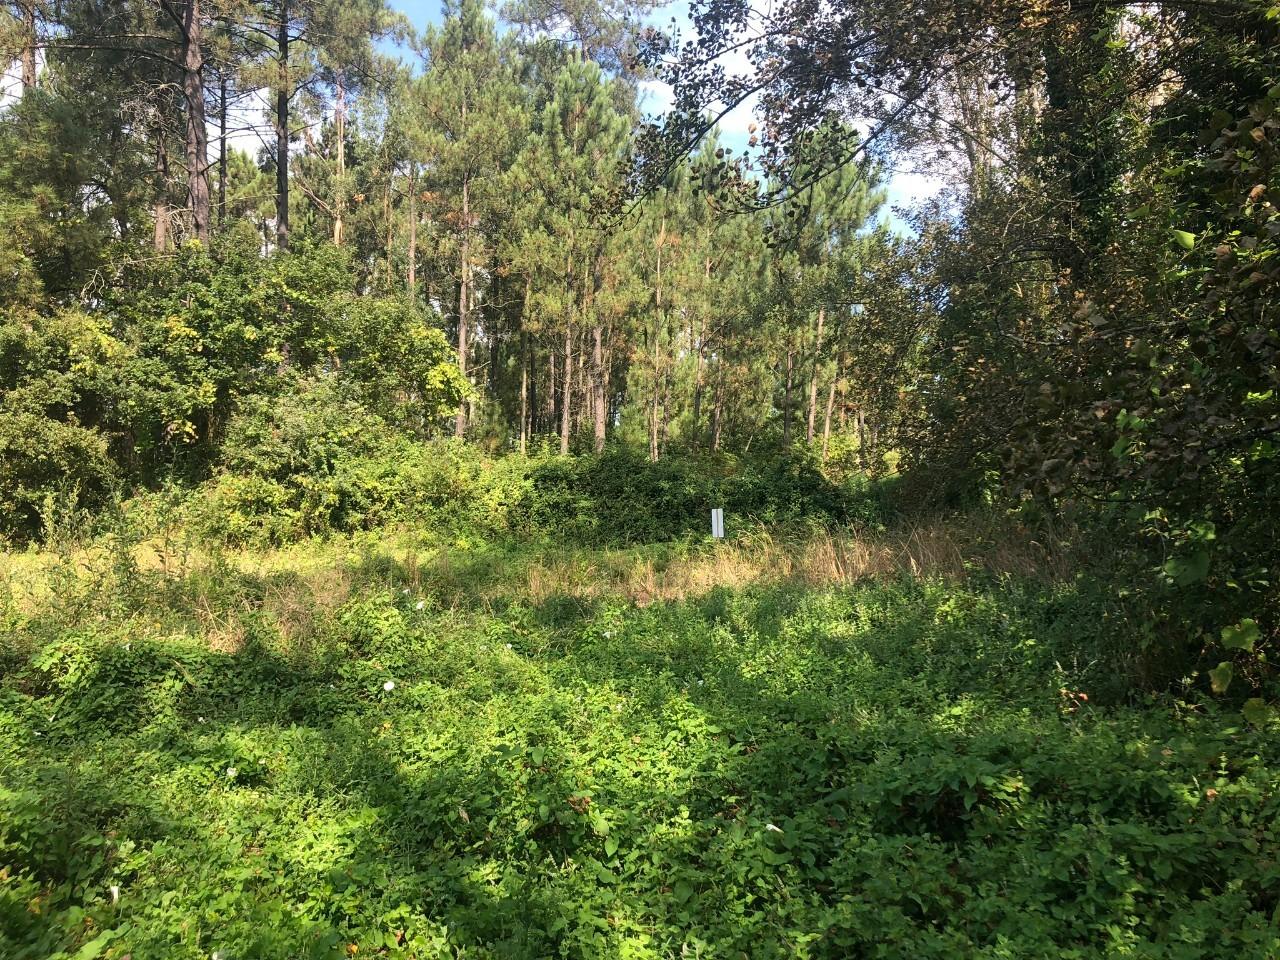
[1,530,1278,959]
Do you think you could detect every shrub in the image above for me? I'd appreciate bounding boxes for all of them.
[0,411,117,544]
[196,378,408,543]
[506,448,887,546]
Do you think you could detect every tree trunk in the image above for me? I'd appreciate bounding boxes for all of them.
[822,351,840,461]
[153,129,170,252]
[333,73,345,246]
[455,206,470,437]
[650,217,664,462]
[691,320,704,446]
[782,348,794,447]
[519,326,530,455]
[407,164,417,298]
[489,271,502,397]
[560,325,572,455]
[382,172,392,277]
[711,366,724,451]
[180,0,210,246]
[649,352,659,462]
[275,0,290,251]
[575,327,587,433]
[548,347,557,437]
[592,324,605,453]
[19,2,36,90]
[856,408,867,467]
[806,306,825,443]
[218,71,227,228]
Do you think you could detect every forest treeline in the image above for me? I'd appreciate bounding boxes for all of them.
[1,0,1278,703]
[0,0,913,490]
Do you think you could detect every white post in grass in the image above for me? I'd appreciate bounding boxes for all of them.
[711,508,724,539]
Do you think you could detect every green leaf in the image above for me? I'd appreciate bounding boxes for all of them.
[1171,229,1196,251]
[70,927,125,960]
[1221,618,1260,652]
[1243,698,1271,725]
[1164,549,1210,586]
[673,879,694,903]
[1209,661,1234,695]
[604,836,619,857]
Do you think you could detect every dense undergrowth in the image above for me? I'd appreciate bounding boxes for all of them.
[2,514,1278,959]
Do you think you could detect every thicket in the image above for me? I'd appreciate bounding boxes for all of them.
[3,522,1278,958]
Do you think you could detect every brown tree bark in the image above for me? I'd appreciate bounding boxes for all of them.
[406,164,417,297]
[560,325,573,455]
[455,206,470,438]
[177,0,210,246]
[19,2,36,90]
[822,351,841,461]
[333,73,346,246]
[548,347,557,437]
[711,366,724,451]
[153,129,171,252]
[806,305,825,443]
[592,324,605,453]
[519,323,530,455]
[275,0,290,251]
[691,317,704,446]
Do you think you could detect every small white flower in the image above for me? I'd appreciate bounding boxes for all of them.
[765,823,783,833]
[212,951,226,960]
[401,588,410,595]
[226,766,237,779]
[109,884,120,904]
[197,716,206,724]
[383,680,396,692]
[415,600,426,610]
[697,680,704,686]
[504,643,513,651]
[258,758,267,765]
[604,630,614,638]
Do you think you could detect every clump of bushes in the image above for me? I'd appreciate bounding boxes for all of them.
[507,448,890,546]
[190,385,892,547]
[194,378,494,543]
[0,411,117,543]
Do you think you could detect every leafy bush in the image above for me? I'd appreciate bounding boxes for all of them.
[197,378,409,543]
[0,411,117,543]
[507,448,889,546]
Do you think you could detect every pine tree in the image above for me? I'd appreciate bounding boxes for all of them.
[412,0,526,437]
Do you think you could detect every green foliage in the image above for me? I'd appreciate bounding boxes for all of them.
[0,239,467,544]
[2,535,1278,958]
[0,411,117,543]
[197,379,472,543]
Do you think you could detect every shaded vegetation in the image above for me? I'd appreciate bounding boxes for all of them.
[3,524,1278,958]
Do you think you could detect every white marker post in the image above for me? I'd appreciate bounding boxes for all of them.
[711,508,725,539]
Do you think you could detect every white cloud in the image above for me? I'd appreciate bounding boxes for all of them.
[885,170,945,208]
[637,78,674,118]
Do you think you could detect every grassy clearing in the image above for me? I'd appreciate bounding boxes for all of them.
[2,523,1278,958]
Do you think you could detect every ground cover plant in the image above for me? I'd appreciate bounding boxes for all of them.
[2,519,1278,959]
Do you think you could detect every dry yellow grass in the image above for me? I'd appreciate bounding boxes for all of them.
[517,519,1074,606]
[1,517,1077,641]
